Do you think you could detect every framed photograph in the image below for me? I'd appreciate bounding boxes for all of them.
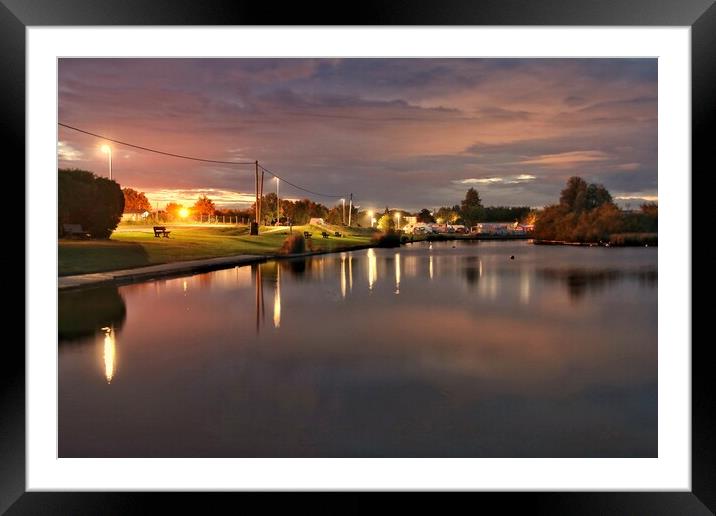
[5,0,712,513]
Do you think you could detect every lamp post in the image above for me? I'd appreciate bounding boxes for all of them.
[367,210,374,228]
[275,177,280,224]
[101,144,112,181]
[395,212,401,231]
[340,198,346,225]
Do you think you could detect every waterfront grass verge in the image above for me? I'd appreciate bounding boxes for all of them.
[59,223,374,276]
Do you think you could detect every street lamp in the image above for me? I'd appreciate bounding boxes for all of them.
[394,212,401,231]
[367,210,374,228]
[275,177,280,224]
[341,198,346,225]
[100,144,113,181]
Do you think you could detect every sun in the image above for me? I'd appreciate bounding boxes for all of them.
[179,207,189,218]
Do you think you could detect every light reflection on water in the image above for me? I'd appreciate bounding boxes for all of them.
[58,240,657,458]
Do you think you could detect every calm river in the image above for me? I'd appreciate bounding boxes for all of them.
[58,240,657,457]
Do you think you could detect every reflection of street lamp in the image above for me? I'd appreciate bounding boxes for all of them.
[100,144,112,180]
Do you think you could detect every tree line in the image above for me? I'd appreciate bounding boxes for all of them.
[533,176,657,243]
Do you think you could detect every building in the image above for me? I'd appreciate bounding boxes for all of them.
[471,222,514,235]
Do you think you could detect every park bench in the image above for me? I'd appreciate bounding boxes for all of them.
[322,231,330,238]
[153,226,171,238]
[303,231,312,239]
[334,231,342,237]
[62,223,91,239]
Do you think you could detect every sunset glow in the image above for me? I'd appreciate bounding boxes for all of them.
[58,58,657,209]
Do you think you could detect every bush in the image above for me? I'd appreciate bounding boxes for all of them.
[59,168,124,238]
[371,230,401,248]
[280,233,308,254]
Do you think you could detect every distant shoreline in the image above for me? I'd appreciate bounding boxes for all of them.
[533,236,657,248]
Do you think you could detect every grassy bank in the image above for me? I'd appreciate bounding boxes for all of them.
[59,223,374,276]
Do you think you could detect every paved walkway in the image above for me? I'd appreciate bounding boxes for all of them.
[58,254,269,290]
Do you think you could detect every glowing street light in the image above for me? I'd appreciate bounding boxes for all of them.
[394,212,401,230]
[276,177,280,223]
[100,144,113,181]
[367,210,374,228]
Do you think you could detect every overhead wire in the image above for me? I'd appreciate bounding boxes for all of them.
[59,122,348,200]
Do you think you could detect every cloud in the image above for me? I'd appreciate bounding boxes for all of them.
[457,177,503,184]
[615,163,641,171]
[518,151,610,167]
[57,141,84,161]
[454,174,536,186]
[615,195,658,202]
[58,58,657,210]
[142,188,257,209]
[509,174,536,183]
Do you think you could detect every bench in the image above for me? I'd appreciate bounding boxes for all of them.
[62,223,91,239]
[322,231,330,238]
[334,231,342,237]
[303,231,312,239]
[153,226,171,238]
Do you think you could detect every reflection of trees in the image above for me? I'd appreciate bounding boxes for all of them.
[58,285,126,342]
[463,256,481,287]
[279,257,308,277]
[539,268,657,300]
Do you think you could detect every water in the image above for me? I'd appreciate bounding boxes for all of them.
[58,240,657,457]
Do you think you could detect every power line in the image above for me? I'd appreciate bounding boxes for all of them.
[59,122,349,200]
[59,122,255,165]
[259,165,344,199]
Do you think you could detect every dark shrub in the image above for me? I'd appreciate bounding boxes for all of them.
[58,168,124,238]
[280,233,307,254]
[371,230,401,248]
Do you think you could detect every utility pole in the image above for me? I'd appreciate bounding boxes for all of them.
[259,168,265,226]
[251,160,259,235]
[348,193,353,227]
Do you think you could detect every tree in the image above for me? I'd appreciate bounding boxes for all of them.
[559,176,589,212]
[122,188,151,214]
[460,187,484,226]
[165,202,183,221]
[535,177,625,243]
[377,213,395,232]
[58,168,124,238]
[585,183,613,210]
[435,206,459,225]
[193,195,216,217]
[417,208,435,223]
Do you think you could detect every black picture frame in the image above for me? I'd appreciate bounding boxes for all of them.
[3,1,712,513]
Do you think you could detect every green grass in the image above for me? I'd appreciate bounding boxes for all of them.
[59,223,375,276]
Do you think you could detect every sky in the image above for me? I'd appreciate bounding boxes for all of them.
[58,58,657,211]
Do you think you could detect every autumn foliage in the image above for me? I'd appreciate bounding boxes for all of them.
[534,177,655,243]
